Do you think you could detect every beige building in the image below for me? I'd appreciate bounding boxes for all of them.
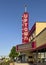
[16,22,46,63]
[29,22,46,48]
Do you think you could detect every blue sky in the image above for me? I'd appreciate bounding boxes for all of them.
[0,0,46,56]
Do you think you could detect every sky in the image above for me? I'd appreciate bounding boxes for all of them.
[0,0,46,56]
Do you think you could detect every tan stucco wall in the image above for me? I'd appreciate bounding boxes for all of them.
[29,22,46,48]
[36,22,46,35]
[36,29,46,47]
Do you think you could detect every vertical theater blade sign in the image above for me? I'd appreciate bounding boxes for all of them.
[22,12,29,43]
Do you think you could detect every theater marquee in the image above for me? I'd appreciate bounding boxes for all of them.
[16,43,32,52]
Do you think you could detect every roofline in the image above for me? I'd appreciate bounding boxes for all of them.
[30,28,46,42]
[36,28,46,38]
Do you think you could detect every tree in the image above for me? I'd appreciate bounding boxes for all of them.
[9,46,19,59]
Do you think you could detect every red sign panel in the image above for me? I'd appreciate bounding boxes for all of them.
[22,12,29,44]
[32,41,36,48]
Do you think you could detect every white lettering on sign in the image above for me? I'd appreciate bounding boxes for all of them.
[24,32,28,36]
[18,43,31,51]
[24,28,28,31]
[24,23,28,27]
[23,14,28,18]
[24,37,28,40]
[23,18,28,23]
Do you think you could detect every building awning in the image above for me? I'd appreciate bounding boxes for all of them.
[32,43,46,52]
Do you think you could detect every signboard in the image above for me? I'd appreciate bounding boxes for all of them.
[16,43,32,52]
[22,12,29,43]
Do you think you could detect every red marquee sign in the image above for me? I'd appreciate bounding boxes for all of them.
[22,12,29,44]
